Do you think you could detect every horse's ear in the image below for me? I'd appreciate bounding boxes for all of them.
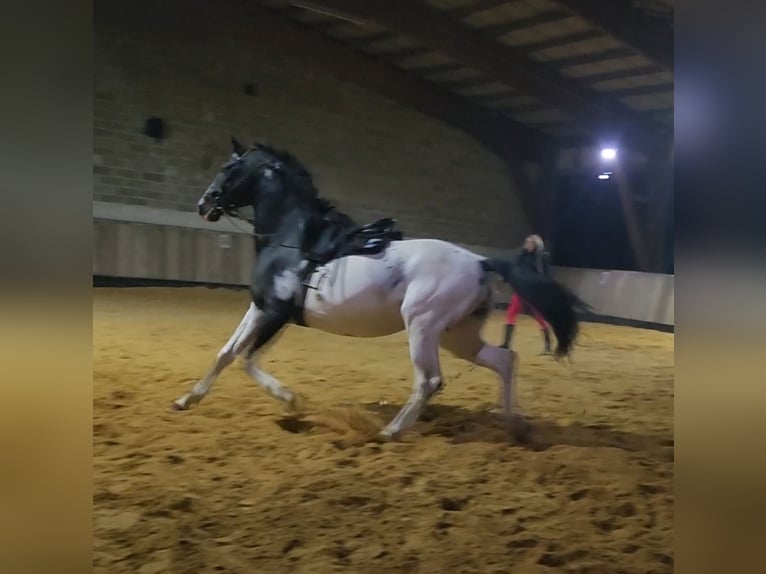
[230,136,246,156]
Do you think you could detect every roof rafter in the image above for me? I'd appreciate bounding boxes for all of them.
[290,0,666,153]
[553,0,673,71]
[262,3,556,224]
[522,29,604,52]
[478,10,572,37]
[448,0,522,19]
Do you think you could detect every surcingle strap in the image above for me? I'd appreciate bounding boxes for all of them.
[291,261,319,327]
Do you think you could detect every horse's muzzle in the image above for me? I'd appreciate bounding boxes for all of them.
[198,194,222,221]
[200,205,222,222]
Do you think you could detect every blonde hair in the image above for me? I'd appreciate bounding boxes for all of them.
[525,234,545,273]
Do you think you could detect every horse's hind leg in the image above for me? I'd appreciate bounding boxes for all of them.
[172,303,258,411]
[440,317,527,439]
[381,311,445,440]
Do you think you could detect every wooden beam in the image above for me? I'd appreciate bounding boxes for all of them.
[549,48,636,68]
[613,163,653,272]
[645,142,674,271]
[265,14,548,154]
[582,65,664,84]
[293,0,666,154]
[554,0,674,71]
[479,11,572,37]
[355,30,399,46]
[416,62,465,75]
[604,82,674,98]
[449,0,522,19]
[438,75,507,90]
[391,47,435,64]
[522,29,604,52]
[503,101,551,114]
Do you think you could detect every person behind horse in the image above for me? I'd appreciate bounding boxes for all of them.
[500,234,553,354]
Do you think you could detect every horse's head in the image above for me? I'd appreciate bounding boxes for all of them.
[197,138,283,222]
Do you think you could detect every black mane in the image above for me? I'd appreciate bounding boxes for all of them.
[247,142,360,262]
[253,143,340,217]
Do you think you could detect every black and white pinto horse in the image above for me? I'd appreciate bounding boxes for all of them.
[172,139,584,440]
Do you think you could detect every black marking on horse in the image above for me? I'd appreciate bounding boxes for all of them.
[205,141,404,333]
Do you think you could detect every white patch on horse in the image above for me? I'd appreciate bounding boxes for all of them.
[273,269,300,300]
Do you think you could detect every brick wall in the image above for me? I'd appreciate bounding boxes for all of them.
[94,1,533,249]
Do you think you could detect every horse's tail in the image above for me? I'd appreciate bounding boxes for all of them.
[481,258,590,358]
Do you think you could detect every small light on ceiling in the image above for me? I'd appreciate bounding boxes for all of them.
[600,147,617,160]
[597,173,610,180]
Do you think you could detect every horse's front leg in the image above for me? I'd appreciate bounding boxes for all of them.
[172,303,259,411]
[242,303,304,413]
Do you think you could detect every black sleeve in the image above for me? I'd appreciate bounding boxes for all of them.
[542,252,551,276]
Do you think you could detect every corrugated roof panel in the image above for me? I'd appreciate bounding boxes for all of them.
[533,36,623,61]
[425,67,486,83]
[363,36,419,55]
[592,71,674,92]
[511,108,571,123]
[289,9,336,25]
[425,0,477,10]
[396,52,456,69]
[523,0,562,9]
[453,81,514,96]
[562,55,653,78]
[497,16,590,46]
[484,94,539,107]
[324,21,387,40]
[463,2,543,26]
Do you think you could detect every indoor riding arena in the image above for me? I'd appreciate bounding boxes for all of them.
[94,1,674,573]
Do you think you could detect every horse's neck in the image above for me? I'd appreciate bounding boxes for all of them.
[250,192,356,255]
[253,201,304,233]
[321,206,356,230]
[253,203,317,252]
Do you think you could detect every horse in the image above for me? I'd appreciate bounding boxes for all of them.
[171,138,585,441]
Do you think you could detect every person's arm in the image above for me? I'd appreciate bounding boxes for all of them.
[542,251,551,276]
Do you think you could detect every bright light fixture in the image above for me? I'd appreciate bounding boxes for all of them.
[601,147,617,160]
[597,173,610,180]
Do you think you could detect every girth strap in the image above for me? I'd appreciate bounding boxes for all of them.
[291,261,320,327]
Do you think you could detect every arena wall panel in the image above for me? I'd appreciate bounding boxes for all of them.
[93,207,673,329]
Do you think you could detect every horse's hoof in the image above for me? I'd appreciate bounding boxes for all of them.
[509,415,531,443]
[170,401,187,412]
[286,393,307,415]
[378,430,398,442]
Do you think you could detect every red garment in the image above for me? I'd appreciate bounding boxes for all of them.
[505,293,549,330]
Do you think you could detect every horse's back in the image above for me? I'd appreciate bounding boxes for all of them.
[301,238,485,337]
